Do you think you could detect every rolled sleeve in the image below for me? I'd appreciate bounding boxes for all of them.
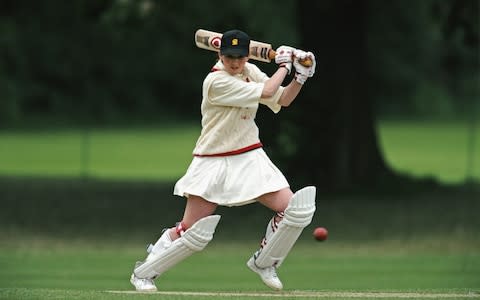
[260,86,283,113]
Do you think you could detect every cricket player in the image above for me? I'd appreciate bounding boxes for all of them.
[130,29,317,291]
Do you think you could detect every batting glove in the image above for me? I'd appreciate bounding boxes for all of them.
[293,49,316,84]
[275,45,294,74]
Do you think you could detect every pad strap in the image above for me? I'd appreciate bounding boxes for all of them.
[175,222,187,236]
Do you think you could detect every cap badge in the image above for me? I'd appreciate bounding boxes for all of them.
[232,38,238,46]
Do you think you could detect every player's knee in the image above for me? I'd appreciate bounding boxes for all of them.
[279,188,294,210]
[260,188,293,212]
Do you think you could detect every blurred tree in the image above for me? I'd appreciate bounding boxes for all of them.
[260,0,478,190]
[0,0,477,189]
[0,0,298,124]
[367,0,478,117]
[260,0,390,190]
[437,0,479,116]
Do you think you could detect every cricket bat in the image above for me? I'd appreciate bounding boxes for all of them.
[195,29,313,67]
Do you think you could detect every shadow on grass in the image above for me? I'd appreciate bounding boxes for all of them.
[0,175,478,243]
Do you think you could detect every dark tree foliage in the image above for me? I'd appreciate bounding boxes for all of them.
[261,0,478,190]
[0,0,477,190]
[260,0,390,191]
[0,0,297,124]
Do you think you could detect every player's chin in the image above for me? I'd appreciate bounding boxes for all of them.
[227,68,242,75]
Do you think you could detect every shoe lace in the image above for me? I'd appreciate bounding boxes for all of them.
[265,266,278,279]
[140,278,154,287]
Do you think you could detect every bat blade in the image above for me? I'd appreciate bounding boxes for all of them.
[195,29,273,63]
[195,29,223,52]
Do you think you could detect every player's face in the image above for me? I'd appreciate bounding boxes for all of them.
[220,55,249,75]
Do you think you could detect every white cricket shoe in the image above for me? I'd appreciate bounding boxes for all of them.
[247,256,283,290]
[130,229,174,292]
[130,272,157,292]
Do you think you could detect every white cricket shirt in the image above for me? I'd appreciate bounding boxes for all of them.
[193,61,284,156]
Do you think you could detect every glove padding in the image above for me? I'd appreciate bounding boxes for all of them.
[293,50,316,84]
[275,45,294,74]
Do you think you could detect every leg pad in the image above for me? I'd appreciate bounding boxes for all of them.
[254,186,316,268]
[134,215,221,279]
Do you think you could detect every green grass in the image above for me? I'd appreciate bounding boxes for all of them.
[1,120,479,299]
[0,126,199,180]
[378,120,480,184]
[1,120,479,184]
[0,239,479,300]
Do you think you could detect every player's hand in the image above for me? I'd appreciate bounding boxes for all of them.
[293,49,316,84]
[275,45,294,74]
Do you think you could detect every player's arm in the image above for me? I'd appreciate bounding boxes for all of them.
[208,73,263,108]
[261,46,293,99]
[261,67,289,98]
[278,49,316,107]
[277,80,303,107]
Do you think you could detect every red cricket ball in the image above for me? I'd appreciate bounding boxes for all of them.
[313,227,328,241]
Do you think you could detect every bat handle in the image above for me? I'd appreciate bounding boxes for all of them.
[268,50,313,67]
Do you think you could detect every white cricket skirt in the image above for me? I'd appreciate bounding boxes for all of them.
[173,148,289,206]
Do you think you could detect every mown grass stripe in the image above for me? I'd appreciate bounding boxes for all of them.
[106,290,480,298]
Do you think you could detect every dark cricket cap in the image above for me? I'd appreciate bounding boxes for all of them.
[220,29,250,57]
